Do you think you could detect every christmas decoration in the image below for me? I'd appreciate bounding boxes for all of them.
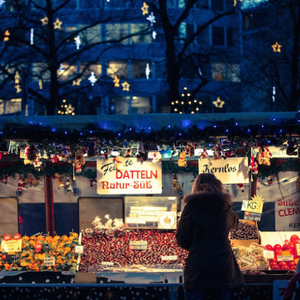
[4,29,10,42]
[249,154,258,174]
[90,179,96,187]
[0,174,8,184]
[87,141,98,158]
[113,75,120,87]
[122,81,130,91]
[54,173,64,189]
[136,142,149,162]
[147,12,156,26]
[286,140,298,155]
[0,0,6,9]
[74,35,81,49]
[40,17,48,26]
[16,176,24,196]
[24,145,37,165]
[152,151,162,163]
[152,31,157,39]
[65,176,73,192]
[272,42,282,53]
[23,173,39,186]
[124,148,133,157]
[38,79,43,90]
[145,63,151,79]
[185,142,195,157]
[237,183,244,192]
[53,18,62,30]
[178,150,187,167]
[213,143,225,160]
[172,173,181,192]
[72,78,81,86]
[30,28,34,45]
[256,146,271,166]
[88,72,97,86]
[213,96,225,108]
[141,2,149,15]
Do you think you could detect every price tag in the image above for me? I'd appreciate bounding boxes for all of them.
[44,257,55,266]
[161,255,178,261]
[232,247,240,260]
[101,261,114,266]
[276,255,294,262]
[241,200,248,211]
[263,250,275,259]
[129,240,147,250]
[296,243,300,256]
[75,245,84,254]
[1,253,20,265]
[1,240,22,253]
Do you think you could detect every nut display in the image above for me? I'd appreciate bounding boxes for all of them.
[230,221,259,240]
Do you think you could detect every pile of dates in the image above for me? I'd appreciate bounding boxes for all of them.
[230,221,259,240]
[79,229,188,272]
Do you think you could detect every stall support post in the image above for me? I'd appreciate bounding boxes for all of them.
[45,174,55,236]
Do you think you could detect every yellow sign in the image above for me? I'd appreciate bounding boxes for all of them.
[246,195,264,214]
[1,240,22,253]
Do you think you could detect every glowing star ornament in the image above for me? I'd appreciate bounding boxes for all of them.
[145,63,151,79]
[88,72,97,86]
[122,81,130,91]
[272,42,282,53]
[75,35,81,50]
[72,78,81,86]
[141,2,149,15]
[113,75,120,87]
[147,12,156,26]
[213,96,225,108]
[53,18,62,30]
[41,17,48,26]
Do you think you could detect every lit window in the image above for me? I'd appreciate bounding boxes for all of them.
[212,62,225,81]
[227,64,240,82]
[130,24,151,44]
[131,61,151,79]
[212,62,240,82]
[32,62,51,82]
[80,62,101,79]
[57,62,77,81]
[0,98,21,115]
[79,24,101,45]
[110,96,152,114]
[107,61,128,79]
[131,96,152,114]
[106,23,129,44]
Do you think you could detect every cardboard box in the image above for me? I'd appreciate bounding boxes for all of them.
[230,219,259,248]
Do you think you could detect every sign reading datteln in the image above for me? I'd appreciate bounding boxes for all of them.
[97,157,162,195]
[198,157,249,184]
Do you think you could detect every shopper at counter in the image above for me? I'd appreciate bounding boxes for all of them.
[176,173,245,300]
[283,259,300,300]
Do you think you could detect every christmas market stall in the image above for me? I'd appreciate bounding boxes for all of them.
[0,113,299,300]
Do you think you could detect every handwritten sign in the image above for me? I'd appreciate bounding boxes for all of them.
[44,257,55,266]
[1,253,20,264]
[1,239,22,253]
[129,240,147,250]
[97,158,162,195]
[198,157,248,184]
[161,255,178,261]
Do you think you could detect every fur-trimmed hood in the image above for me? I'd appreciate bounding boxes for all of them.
[183,192,233,214]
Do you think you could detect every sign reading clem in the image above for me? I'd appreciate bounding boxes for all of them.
[198,157,249,184]
[97,157,162,195]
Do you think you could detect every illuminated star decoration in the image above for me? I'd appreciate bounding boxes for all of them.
[72,78,82,86]
[53,18,62,30]
[0,0,6,8]
[88,72,97,86]
[74,35,81,50]
[147,12,156,26]
[30,28,34,45]
[113,75,120,87]
[145,63,151,79]
[213,96,225,108]
[40,17,48,26]
[141,2,149,15]
[122,81,130,91]
[39,79,43,90]
[272,42,282,53]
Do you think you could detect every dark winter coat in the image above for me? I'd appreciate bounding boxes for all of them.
[176,192,245,290]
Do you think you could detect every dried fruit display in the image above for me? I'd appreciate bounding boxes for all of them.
[0,232,79,272]
[79,229,188,272]
[230,221,259,240]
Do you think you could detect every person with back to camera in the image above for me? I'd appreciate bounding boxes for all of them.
[283,259,300,300]
[176,173,245,300]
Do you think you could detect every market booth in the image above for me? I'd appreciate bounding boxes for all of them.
[0,113,299,300]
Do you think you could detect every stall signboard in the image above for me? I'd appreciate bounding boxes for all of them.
[275,196,300,231]
[198,157,249,184]
[97,157,162,195]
